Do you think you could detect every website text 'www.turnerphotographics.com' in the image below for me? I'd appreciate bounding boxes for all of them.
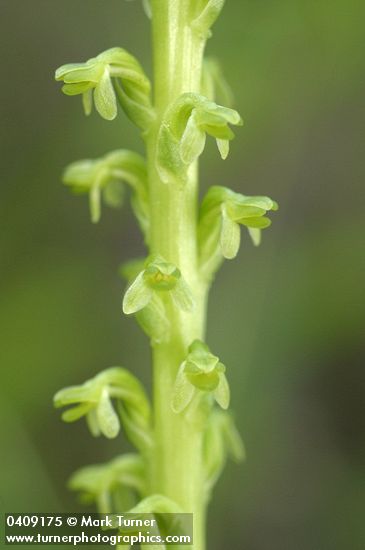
[4,513,193,546]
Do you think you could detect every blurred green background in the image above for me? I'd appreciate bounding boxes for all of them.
[1,1,364,548]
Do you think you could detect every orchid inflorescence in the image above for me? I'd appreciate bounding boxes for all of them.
[54,0,277,545]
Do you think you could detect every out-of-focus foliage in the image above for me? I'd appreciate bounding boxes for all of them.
[0,1,364,549]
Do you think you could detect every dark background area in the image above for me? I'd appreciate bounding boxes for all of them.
[0,1,364,549]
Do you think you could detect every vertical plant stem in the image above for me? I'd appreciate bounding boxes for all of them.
[147,1,208,548]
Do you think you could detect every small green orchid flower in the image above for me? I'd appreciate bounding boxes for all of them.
[171,340,230,413]
[121,258,171,344]
[54,367,151,442]
[198,185,278,274]
[156,93,242,185]
[178,96,242,164]
[69,454,146,514]
[123,256,194,315]
[55,47,152,124]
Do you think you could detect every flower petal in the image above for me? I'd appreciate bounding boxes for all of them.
[96,389,120,439]
[94,68,117,121]
[220,206,241,259]
[86,409,101,437]
[179,112,207,165]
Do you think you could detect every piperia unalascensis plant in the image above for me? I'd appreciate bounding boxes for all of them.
[54,1,277,548]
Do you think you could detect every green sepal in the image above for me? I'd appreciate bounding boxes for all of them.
[61,82,94,96]
[213,371,230,409]
[69,453,146,514]
[171,364,195,414]
[156,93,242,185]
[123,271,153,315]
[61,402,93,423]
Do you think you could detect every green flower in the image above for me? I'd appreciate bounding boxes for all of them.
[63,149,148,227]
[54,367,151,442]
[69,454,146,514]
[178,97,242,164]
[55,47,152,124]
[121,258,170,344]
[198,185,278,274]
[156,93,242,185]
[123,256,194,315]
[171,340,230,413]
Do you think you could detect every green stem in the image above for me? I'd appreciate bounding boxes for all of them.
[147,2,208,548]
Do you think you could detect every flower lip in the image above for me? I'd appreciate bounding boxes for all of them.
[186,370,220,391]
[143,261,181,291]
